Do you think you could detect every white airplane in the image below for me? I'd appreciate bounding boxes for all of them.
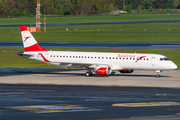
[9,26,178,77]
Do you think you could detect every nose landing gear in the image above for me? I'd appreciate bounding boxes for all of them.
[156,70,162,78]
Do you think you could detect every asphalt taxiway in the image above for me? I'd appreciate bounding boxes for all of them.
[0,69,180,88]
[0,69,180,120]
[0,84,180,120]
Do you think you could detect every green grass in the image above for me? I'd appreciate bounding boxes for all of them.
[0,22,180,42]
[0,14,180,24]
[1,47,179,69]
[0,15,180,42]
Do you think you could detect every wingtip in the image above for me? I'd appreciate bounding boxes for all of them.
[20,26,28,32]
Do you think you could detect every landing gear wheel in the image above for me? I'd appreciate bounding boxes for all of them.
[85,72,93,77]
[156,73,161,78]
[156,70,161,78]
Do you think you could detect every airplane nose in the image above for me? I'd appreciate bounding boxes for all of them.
[170,62,177,69]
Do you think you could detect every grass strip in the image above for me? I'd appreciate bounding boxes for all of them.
[0,14,180,24]
[1,22,180,42]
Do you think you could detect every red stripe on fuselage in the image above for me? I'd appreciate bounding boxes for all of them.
[135,56,146,63]
[24,43,48,52]
[40,53,51,62]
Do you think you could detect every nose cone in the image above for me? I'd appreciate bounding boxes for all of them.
[170,62,177,69]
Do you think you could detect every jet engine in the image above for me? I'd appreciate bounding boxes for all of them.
[95,66,112,75]
[119,69,134,73]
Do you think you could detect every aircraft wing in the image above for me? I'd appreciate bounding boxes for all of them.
[52,61,110,68]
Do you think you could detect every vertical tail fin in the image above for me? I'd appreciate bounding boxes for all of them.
[20,26,48,52]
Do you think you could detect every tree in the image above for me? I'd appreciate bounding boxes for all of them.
[41,0,54,15]
[5,0,17,16]
[94,0,102,13]
[152,0,175,9]
[141,0,155,9]
[0,0,8,17]
[175,0,180,8]
[108,3,114,12]
[54,0,72,15]
[133,0,143,9]
[126,4,132,12]
[137,5,142,12]
[149,6,154,12]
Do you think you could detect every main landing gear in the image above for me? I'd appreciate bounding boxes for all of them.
[85,71,93,77]
[156,70,162,78]
[85,69,93,77]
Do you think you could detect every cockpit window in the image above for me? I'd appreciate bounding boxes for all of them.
[160,58,170,61]
[160,58,163,61]
[164,58,170,61]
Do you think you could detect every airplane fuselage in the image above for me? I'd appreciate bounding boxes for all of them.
[16,26,177,77]
[25,51,177,71]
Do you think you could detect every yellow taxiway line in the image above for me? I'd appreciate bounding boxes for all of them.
[112,102,180,107]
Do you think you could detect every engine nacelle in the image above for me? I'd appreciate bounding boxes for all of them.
[119,69,134,73]
[95,66,112,75]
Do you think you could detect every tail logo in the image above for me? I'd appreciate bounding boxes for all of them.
[23,36,31,42]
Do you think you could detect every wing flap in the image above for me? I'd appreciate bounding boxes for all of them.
[56,62,109,68]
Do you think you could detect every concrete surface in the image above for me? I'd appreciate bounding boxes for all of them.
[0,70,180,88]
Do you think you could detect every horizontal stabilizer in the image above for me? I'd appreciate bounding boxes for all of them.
[3,51,33,57]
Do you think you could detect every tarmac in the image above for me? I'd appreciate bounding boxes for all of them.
[0,69,180,88]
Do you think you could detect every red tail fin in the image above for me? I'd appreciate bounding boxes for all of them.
[20,26,48,52]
